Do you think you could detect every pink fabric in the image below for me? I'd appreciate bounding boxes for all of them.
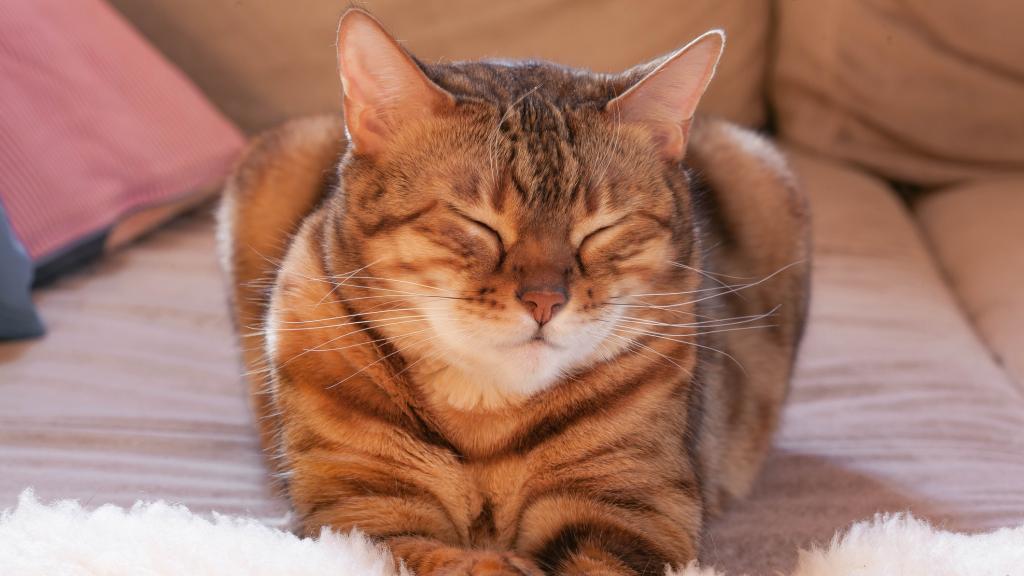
[0,0,244,261]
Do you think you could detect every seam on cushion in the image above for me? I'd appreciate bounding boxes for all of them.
[906,201,1024,400]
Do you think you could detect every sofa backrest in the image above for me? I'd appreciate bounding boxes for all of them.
[109,0,771,133]
[772,0,1024,187]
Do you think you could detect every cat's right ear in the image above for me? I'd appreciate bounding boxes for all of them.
[336,9,454,156]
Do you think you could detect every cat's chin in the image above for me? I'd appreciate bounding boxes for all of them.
[418,311,617,410]
[419,340,571,411]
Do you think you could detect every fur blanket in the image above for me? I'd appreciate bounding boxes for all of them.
[1,491,1021,576]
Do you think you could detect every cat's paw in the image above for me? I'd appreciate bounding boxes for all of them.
[436,551,543,576]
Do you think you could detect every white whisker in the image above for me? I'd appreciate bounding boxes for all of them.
[606,332,686,374]
[612,326,748,375]
[327,333,443,389]
[276,305,448,325]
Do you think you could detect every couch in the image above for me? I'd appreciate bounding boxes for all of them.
[2,2,1022,574]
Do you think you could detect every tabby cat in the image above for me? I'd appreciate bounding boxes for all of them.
[219,9,809,575]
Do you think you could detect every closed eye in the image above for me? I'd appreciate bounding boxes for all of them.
[578,216,628,252]
[450,207,506,263]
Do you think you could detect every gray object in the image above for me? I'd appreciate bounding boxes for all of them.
[0,202,43,339]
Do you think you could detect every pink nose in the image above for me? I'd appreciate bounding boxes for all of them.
[519,289,567,326]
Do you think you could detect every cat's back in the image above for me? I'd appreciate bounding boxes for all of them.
[217,114,347,453]
[685,118,810,513]
[219,114,345,294]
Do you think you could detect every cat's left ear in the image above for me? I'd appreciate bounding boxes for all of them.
[336,9,455,156]
[607,30,724,161]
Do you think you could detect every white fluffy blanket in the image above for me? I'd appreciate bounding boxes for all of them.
[1,491,1022,576]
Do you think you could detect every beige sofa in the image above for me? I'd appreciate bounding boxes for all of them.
[2,2,1022,573]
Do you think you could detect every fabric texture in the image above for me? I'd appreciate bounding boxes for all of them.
[915,178,1024,389]
[107,0,770,133]
[0,0,244,266]
[0,202,43,339]
[3,491,1023,576]
[772,0,1024,186]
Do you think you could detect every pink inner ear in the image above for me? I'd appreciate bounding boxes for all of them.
[607,31,724,160]
[336,10,455,155]
[355,106,392,143]
[647,121,687,161]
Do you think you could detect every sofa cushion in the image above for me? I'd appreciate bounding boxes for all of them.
[108,0,770,133]
[706,147,1024,574]
[0,0,243,281]
[915,179,1024,389]
[772,0,1024,186]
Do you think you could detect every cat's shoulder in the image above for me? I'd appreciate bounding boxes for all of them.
[688,118,807,225]
[689,119,794,187]
[218,115,347,317]
[229,115,346,195]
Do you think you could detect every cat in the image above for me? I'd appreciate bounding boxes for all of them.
[219,8,810,575]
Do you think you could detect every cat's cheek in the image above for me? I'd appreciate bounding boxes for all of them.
[628,239,675,279]
[361,233,427,272]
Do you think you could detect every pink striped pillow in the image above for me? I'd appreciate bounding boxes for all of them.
[0,0,244,271]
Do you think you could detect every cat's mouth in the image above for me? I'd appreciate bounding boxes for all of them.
[514,334,562,350]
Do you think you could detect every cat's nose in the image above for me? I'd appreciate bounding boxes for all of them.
[518,288,568,326]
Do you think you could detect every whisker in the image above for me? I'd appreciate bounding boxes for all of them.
[315,259,383,306]
[606,332,687,374]
[610,260,805,308]
[667,260,758,282]
[275,305,448,325]
[609,284,745,299]
[321,282,473,300]
[613,323,778,339]
[309,327,433,354]
[327,333,443,389]
[326,274,470,295]
[249,317,442,371]
[321,294,455,306]
[390,331,454,380]
[614,305,781,330]
[612,326,748,375]
[259,258,469,302]
[245,313,434,336]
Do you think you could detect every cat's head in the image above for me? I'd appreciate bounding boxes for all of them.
[328,10,723,409]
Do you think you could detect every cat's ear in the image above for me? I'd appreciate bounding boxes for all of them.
[336,9,454,155]
[607,30,724,161]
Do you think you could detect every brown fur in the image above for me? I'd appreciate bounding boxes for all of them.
[219,33,809,576]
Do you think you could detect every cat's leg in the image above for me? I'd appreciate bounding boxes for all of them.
[385,536,543,576]
[515,496,699,576]
[527,521,690,576]
[285,448,547,575]
[296,500,544,575]
[281,419,545,575]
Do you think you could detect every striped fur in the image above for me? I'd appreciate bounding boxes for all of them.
[219,15,809,575]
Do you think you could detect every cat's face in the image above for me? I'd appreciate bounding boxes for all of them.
[329,12,723,408]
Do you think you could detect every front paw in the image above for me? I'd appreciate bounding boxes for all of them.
[436,551,543,576]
